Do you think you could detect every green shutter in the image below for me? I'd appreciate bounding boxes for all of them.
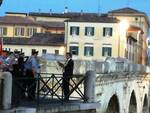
[3,27,7,35]
[85,27,87,35]
[103,28,105,36]
[70,27,73,35]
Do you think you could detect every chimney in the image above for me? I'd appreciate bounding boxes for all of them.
[80,10,83,15]
[38,9,41,13]
[64,6,68,13]
[49,9,52,15]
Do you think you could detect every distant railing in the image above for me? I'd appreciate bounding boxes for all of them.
[12,73,86,107]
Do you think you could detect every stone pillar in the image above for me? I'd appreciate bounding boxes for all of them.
[2,72,12,110]
[84,71,96,102]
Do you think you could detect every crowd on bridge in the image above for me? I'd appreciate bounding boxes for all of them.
[0,50,74,105]
[0,50,40,104]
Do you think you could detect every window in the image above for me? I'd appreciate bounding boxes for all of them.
[69,43,79,55]
[15,27,25,36]
[55,50,59,55]
[0,27,7,36]
[103,27,112,37]
[148,39,150,46]
[84,44,93,56]
[102,47,112,57]
[70,26,79,36]
[27,28,37,36]
[8,48,11,51]
[42,49,47,54]
[85,27,94,36]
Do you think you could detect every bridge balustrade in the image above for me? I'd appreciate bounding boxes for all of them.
[12,73,86,107]
[95,59,150,75]
[74,59,150,76]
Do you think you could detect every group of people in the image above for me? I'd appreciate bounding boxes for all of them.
[0,50,40,102]
[0,50,74,102]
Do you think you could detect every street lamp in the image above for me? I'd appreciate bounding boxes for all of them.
[0,0,3,6]
[118,20,129,57]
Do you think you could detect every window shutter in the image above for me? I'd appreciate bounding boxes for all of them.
[110,28,112,36]
[3,27,7,35]
[15,28,17,36]
[103,28,105,36]
[21,28,24,36]
[85,27,87,35]
[70,27,73,35]
[77,27,79,35]
[92,28,94,36]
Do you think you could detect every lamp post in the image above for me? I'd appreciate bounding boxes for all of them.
[118,20,129,57]
[0,0,3,6]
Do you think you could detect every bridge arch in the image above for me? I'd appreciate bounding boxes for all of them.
[142,94,149,113]
[105,94,120,113]
[129,91,137,113]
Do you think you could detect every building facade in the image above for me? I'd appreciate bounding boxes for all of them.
[1,8,149,65]
[64,8,149,65]
[65,15,119,61]
[108,7,149,65]
[0,15,43,38]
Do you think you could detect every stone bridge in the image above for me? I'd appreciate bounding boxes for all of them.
[96,74,149,113]
[73,57,150,113]
[40,57,150,113]
[0,57,150,113]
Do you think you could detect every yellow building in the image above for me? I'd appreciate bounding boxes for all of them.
[3,8,150,65]
[0,15,43,38]
[6,12,67,34]
[65,8,149,65]
[65,15,120,61]
[108,7,149,65]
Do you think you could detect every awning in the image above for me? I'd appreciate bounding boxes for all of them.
[127,25,144,34]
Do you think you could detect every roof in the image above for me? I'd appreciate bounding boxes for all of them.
[108,7,150,27]
[38,21,65,28]
[65,15,119,23]
[29,12,99,18]
[128,25,143,32]
[2,33,65,46]
[6,12,28,15]
[29,33,64,45]
[108,7,145,15]
[0,16,40,26]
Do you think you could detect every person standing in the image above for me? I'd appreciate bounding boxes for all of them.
[57,52,74,101]
[12,55,25,105]
[24,50,39,100]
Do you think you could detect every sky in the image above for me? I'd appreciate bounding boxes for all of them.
[0,0,150,17]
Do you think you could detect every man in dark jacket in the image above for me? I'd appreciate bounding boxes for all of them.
[57,52,74,101]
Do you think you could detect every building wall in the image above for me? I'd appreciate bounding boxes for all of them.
[30,16,68,22]
[3,44,65,56]
[108,15,149,65]
[65,22,121,61]
[0,25,43,38]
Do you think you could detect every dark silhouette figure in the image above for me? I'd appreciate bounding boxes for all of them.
[57,52,74,101]
[12,56,25,106]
